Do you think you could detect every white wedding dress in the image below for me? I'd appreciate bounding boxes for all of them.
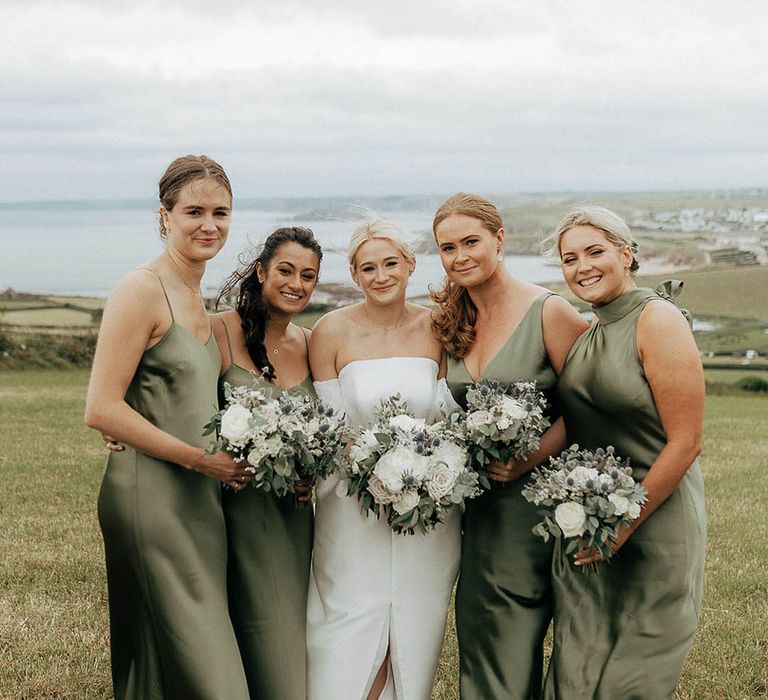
[307,357,462,700]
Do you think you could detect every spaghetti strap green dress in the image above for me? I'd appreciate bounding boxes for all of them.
[219,322,314,700]
[447,292,559,700]
[543,286,706,700]
[97,271,249,700]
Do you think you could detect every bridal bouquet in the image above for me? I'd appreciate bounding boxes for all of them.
[464,378,550,481]
[343,395,481,535]
[521,444,648,561]
[204,382,346,503]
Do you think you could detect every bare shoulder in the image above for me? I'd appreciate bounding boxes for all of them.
[529,281,555,296]
[542,293,586,324]
[637,298,698,366]
[310,306,354,342]
[638,297,692,335]
[407,301,432,324]
[106,267,165,314]
[211,309,237,337]
[214,309,240,330]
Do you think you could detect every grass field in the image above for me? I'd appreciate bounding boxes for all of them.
[1,371,767,699]
[2,308,94,327]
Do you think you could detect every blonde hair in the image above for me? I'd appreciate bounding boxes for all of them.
[430,193,504,359]
[547,205,640,274]
[348,219,415,268]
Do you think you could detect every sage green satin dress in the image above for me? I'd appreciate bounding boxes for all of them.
[447,292,559,700]
[543,287,706,700]
[97,273,249,700]
[219,325,314,700]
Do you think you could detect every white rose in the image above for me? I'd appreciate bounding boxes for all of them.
[220,404,252,445]
[426,463,458,501]
[500,396,527,421]
[389,414,425,432]
[392,489,420,515]
[466,410,494,431]
[554,502,587,538]
[429,441,468,477]
[627,501,642,520]
[374,445,430,493]
[367,475,398,504]
[608,493,630,516]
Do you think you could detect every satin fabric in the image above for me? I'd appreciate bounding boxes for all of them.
[446,293,559,700]
[543,287,706,700]
[220,364,314,700]
[98,321,249,700]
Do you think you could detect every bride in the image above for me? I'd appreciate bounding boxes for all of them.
[307,220,461,700]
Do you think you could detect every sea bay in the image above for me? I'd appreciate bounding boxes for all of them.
[0,199,559,299]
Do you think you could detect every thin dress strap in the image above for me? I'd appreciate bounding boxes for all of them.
[300,326,310,353]
[139,267,175,323]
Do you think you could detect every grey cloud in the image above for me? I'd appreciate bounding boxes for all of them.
[1,1,768,200]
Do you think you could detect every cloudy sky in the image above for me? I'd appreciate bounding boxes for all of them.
[2,0,767,201]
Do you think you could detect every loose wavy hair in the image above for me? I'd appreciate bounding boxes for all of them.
[430,193,504,359]
[217,227,322,379]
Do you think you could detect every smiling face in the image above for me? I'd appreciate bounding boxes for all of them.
[559,225,635,306]
[351,237,415,305]
[160,178,232,262]
[434,213,503,289]
[258,241,320,315]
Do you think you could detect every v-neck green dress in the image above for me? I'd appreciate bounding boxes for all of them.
[543,287,706,700]
[97,272,249,700]
[447,292,559,700]
[219,326,314,700]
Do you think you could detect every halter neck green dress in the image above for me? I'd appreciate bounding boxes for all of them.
[219,323,314,700]
[543,287,706,700]
[446,292,558,700]
[97,271,249,700]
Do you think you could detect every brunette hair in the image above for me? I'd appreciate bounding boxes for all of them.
[547,205,640,274]
[430,193,504,359]
[347,219,415,268]
[217,227,322,380]
[158,155,232,238]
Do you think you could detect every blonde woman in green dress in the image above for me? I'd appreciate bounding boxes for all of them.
[213,226,322,699]
[544,206,706,699]
[431,193,588,699]
[86,155,252,699]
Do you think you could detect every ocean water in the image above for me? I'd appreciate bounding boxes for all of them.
[0,200,560,298]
